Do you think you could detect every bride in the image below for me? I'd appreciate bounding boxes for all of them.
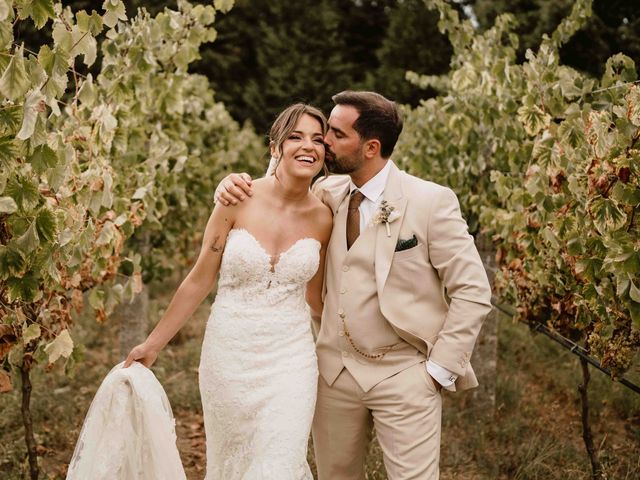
[69,104,333,479]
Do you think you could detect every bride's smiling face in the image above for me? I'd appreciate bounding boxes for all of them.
[271,114,325,179]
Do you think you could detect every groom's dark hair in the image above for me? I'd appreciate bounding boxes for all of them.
[332,91,403,158]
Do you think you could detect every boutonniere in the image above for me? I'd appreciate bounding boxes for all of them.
[372,200,401,237]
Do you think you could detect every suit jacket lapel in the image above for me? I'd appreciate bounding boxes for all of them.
[375,162,408,296]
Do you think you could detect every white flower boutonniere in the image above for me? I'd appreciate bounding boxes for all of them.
[372,200,401,237]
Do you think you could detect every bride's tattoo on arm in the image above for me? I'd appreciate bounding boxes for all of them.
[209,235,223,253]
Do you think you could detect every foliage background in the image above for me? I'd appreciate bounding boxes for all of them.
[1,0,639,478]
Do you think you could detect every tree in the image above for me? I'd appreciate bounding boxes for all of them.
[374,0,452,105]
[192,0,354,134]
[472,0,640,77]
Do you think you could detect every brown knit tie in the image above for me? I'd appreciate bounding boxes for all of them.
[346,190,365,250]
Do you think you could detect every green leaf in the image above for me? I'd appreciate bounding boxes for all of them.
[0,105,23,136]
[44,329,73,364]
[88,287,104,310]
[0,196,17,213]
[214,0,234,14]
[51,22,72,52]
[16,88,45,140]
[16,0,54,29]
[8,343,24,367]
[0,46,30,101]
[616,275,630,297]
[76,10,104,36]
[1,248,26,276]
[630,281,640,303]
[96,221,115,246]
[0,136,18,168]
[589,197,627,234]
[77,74,96,106]
[5,176,40,210]
[38,45,69,78]
[193,4,216,24]
[627,84,640,127]
[517,104,550,137]
[102,0,127,29]
[38,45,69,100]
[15,220,39,254]
[70,25,97,67]
[22,323,41,345]
[0,18,13,51]
[0,1,11,22]
[6,274,39,302]
[28,144,57,174]
[35,208,57,242]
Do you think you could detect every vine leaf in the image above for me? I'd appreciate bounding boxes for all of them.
[6,275,39,303]
[22,324,41,345]
[35,208,57,243]
[630,281,640,304]
[29,144,58,174]
[0,196,17,214]
[0,46,30,101]
[15,221,39,254]
[214,0,235,14]
[16,89,45,140]
[16,0,54,30]
[102,0,127,29]
[44,329,73,364]
[517,104,551,136]
[589,197,627,234]
[0,136,17,168]
[5,176,40,210]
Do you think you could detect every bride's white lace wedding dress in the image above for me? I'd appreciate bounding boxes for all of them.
[68,227,319,479]
[199,228,320,479]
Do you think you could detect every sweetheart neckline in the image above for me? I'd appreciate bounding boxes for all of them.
[229,228,320,271]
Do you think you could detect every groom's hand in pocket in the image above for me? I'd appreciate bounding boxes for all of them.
[215,173,253,206]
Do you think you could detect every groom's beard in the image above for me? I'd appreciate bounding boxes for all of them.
[325,149,362,175]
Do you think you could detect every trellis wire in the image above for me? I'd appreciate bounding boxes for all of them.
[492,299,640,395]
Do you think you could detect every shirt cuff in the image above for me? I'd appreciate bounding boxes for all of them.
[426,360,457,391]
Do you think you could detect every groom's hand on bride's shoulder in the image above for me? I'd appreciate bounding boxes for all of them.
[215,173,253,206]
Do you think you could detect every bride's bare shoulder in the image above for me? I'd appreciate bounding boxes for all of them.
[307,193,333,234]
[248,177,272,196]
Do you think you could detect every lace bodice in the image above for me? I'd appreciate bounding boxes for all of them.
[215,228,320,309]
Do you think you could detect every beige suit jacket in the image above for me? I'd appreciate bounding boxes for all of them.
[313,162,492,390]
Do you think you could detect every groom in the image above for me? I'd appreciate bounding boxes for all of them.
[216,91,492,479]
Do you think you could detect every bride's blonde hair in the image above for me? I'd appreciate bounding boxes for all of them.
[268,103,329,178]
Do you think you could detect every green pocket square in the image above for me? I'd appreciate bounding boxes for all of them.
[395,235,418,252]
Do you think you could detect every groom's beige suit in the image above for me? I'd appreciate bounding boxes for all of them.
[311,161,492,479]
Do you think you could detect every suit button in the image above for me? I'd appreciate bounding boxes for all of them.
[342,265,349,272]
[338,330,345,337]
[340,287,347,294]
[338,308,345,317]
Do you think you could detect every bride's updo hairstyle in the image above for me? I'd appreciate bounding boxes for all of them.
[268,103,328,178]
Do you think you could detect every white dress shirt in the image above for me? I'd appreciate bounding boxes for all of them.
[349,161,458,391]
